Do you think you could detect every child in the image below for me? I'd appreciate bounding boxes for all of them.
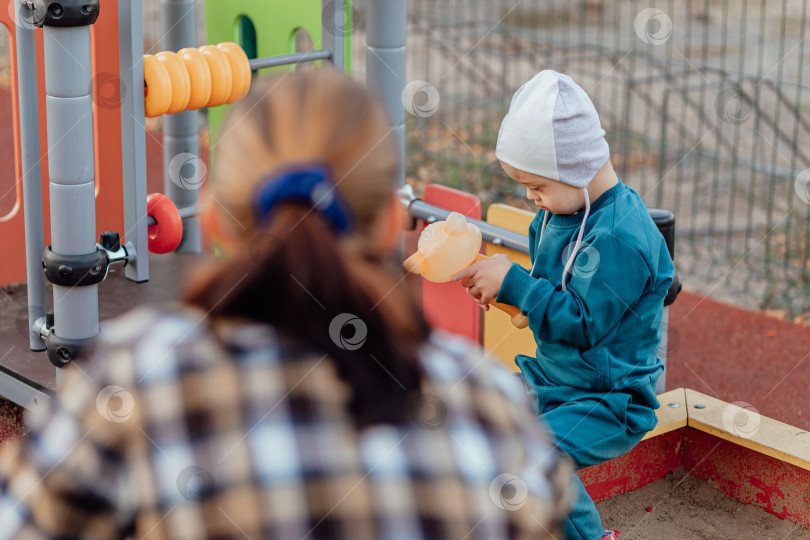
[453,70,675,540]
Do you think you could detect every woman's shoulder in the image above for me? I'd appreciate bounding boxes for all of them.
[90,304,282,383]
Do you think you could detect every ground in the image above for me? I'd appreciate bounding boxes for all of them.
[668,290,810,432]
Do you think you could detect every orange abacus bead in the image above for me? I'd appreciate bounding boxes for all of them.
[178,47,212,111]
[156,51,191,115]
[216,42,251,103]
[199,45,233,108]
[143,54,172,117]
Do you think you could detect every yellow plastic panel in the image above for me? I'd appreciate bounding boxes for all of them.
[483,203,537,371]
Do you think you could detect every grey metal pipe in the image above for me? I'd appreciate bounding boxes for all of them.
[146,204,206,226]
[366,0,407,186]
[249,49,332,70]
[120,0,150,283]
[43,26,99,368]
[329,0,344,71]
[161,0,201,253]
[14,0,47,351]
[408,200,530,254]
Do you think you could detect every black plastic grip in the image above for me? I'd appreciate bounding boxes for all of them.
[649,208,682,307]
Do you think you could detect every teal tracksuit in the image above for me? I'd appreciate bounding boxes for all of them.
[497,180,675,540]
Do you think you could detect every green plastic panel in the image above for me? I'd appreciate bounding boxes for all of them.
[204,0,353,147]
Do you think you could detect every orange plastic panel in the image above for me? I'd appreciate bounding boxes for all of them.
[0,13,25,284]
[420,184,482,343]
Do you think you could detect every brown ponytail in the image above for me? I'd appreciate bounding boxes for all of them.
[185,70,430,427]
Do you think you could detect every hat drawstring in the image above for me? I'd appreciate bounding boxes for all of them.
[561,188,591,291]
[530,211,550,277]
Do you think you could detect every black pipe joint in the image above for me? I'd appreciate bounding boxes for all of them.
[31,0,99,27]
[46,331,86,367]
[42,246,108,287]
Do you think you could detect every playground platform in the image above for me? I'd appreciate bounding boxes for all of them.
[0,252,204,402]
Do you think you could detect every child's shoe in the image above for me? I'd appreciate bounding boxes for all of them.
[601,531,620,539]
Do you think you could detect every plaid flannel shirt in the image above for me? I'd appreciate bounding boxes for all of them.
[0,306,571,539]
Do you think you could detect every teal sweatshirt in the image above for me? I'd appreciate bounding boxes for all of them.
[497,180,674,431]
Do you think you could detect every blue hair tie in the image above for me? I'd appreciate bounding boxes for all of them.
[253,164,353,234]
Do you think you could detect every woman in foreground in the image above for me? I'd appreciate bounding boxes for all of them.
[0,69,570,539]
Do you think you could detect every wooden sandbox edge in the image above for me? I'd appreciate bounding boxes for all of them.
[579,388,810,528]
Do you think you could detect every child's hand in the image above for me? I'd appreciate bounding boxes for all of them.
[451,254,513,306]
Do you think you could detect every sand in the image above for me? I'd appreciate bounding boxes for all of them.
[596,470,810,539]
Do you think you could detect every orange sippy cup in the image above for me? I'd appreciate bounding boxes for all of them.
[404,212,529,329]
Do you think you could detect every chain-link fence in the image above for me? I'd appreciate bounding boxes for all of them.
[395,0,810,316]
[3,0,807,314]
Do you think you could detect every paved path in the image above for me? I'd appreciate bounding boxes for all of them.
[668,290,810,431]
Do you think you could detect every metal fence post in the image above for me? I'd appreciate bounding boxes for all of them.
[366,0,406,186]
[120,0,150,282]
[160,0,202,253]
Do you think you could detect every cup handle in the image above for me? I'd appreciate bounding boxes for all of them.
[470,254,529,329]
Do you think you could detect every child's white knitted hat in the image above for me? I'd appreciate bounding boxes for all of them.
[495,70,610,188]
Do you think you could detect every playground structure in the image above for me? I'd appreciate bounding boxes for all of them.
[0,0,370,397]
[0,0,807,533]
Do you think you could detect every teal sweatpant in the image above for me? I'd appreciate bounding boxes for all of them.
[531,391,650,540]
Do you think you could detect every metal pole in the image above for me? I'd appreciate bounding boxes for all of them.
[120,0,149,282]
[331,0,345,72]
[249,49,332,70]
[146,204,206,226]
[161,0,201,253]
[656,307,669,395]
[42,24,99,375]
[13,0,47,351]
[408,199,531,254]
[366,0,406,186]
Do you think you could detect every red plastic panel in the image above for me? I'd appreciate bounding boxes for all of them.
[684,429,810,527]
[420,184,482,342]
[579,428,684,503]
